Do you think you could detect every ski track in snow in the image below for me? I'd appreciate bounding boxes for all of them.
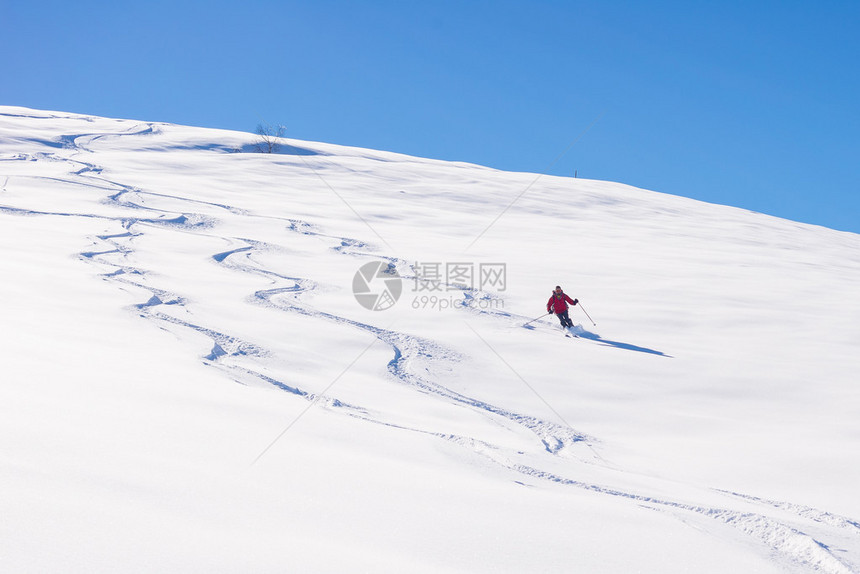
[3,116,859,574]
[205,231,589,457]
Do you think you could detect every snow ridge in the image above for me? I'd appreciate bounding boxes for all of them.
[2,108,859,573]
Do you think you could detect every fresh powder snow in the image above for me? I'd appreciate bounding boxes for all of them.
[2,106,859,573]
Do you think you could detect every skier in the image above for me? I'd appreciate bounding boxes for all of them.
[547,285,578,329]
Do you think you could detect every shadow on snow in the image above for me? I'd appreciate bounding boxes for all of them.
[576,328,672,357]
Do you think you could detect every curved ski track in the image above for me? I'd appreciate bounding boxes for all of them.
[2,117,858,574]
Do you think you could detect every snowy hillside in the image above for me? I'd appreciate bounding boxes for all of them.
[2,106,859,573]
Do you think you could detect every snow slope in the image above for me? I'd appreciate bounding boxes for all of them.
[2,106,859,573]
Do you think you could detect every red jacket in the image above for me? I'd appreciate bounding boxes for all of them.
[547,291,576,314]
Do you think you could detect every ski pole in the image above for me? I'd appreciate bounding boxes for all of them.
[522,312,551,327]
[577,302,596,326]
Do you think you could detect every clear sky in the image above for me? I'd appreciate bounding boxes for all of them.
[2,0,858,233]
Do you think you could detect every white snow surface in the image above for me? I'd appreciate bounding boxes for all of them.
[2,106,859,573]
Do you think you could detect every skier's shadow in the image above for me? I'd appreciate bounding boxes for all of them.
[523,323,671,357]
[575,328,672,357]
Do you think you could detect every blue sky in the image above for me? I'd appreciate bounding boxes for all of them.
[3,0,858,233]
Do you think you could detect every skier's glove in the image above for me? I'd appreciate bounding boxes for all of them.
[547,309,553,314]
[573,299,579,306]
